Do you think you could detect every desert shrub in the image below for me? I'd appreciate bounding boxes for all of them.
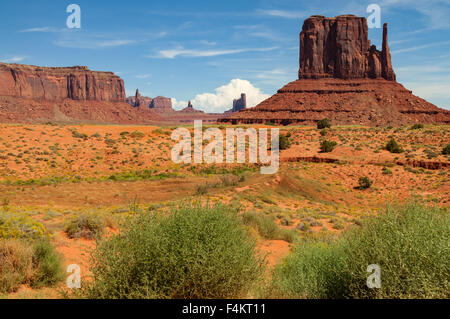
[357,176,373,190]
[385,138,403,153]
[196,184,208,195]
[271,202,449,298]
[0,239,63,293]
[382,167,392,175]
[0,211,46,240]
[129,131,145,139]
[0,240,33,293]
[242,211,279,239]
[279,134,291,150]
[31,239,64,288]
[72,130,88,140]
[317,118,331,129]
[242,211,297,243]
[64,213,105,239]
[320,140,337,153]
[410,123,424,130]
[219,174,239,187]
[82,202,264,299]
[442,144,450,155]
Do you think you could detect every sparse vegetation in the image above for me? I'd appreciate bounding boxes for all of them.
[279,134,292,150]
[81,202,264,298]
[410,123,424,130]
[385,138,404,153]
[357,176,373,190]
[442,144,450,155]
[320,140,337,153]
[0,211,46,240]
[242,211,297,243]
[0,239,63,293]
[317,118,331,130]
[64,213,105,239]
[270,202,449,298]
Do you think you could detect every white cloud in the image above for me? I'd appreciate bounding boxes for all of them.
[257,9,307,19]
[151,46,277,59]
[54,38,136,49]
[392,40,450,54]
[171,98,188,110]
[172,79,270,113]
[0,55,27,63]
[135,73,151,79]
[19,26,60,33]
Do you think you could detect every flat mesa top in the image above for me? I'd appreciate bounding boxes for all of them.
[0,63,117,76]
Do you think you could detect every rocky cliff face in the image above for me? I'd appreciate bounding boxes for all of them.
[0,63,126,102]
[149,96,174,112]
[0,63,164,124]
[298,15,395,81]
[220,15,449,126]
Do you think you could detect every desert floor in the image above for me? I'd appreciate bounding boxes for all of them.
[0,123,448,298]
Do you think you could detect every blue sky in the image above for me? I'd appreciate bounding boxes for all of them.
[1,0,449,112]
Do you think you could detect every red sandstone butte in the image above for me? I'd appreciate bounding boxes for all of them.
[220,15,450,126]
[0,63,161,124]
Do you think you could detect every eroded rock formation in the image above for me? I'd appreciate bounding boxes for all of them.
[220,15,449,126]
[179,101,204,113]
[0,63,126,102]
[298,16,395,81]
[232,94,247,112]
[127,89,153,108]
[0,63,161,123]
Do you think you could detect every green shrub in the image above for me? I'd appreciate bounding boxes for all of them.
[0,211,46,240]
[64,213,105,239]
[442,144,450,155]
[129,131,145,139]
[320,140,337,153]
[382,167,392,175]
[410,124,424,130]
[357,176,373,190]
[317,118,331,130]
[242,211,279,239]
[385,138,404,153]
[0,239,63,293]
[72,130,88,140]
[271,202,449,298]
[31,239,64,288]
[82,202,264,298]
[242,211,297,243]
[279,134,291,150]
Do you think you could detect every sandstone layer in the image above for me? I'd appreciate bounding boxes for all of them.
[0,63,125,102]
[220,15,450,126]
[0,63,161,124]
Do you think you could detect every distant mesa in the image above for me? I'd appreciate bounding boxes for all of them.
[125,90,221,123]
[0,63,161,124]
[179,101,205,114]
[220,15,450,126]
[0,63,125,102]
